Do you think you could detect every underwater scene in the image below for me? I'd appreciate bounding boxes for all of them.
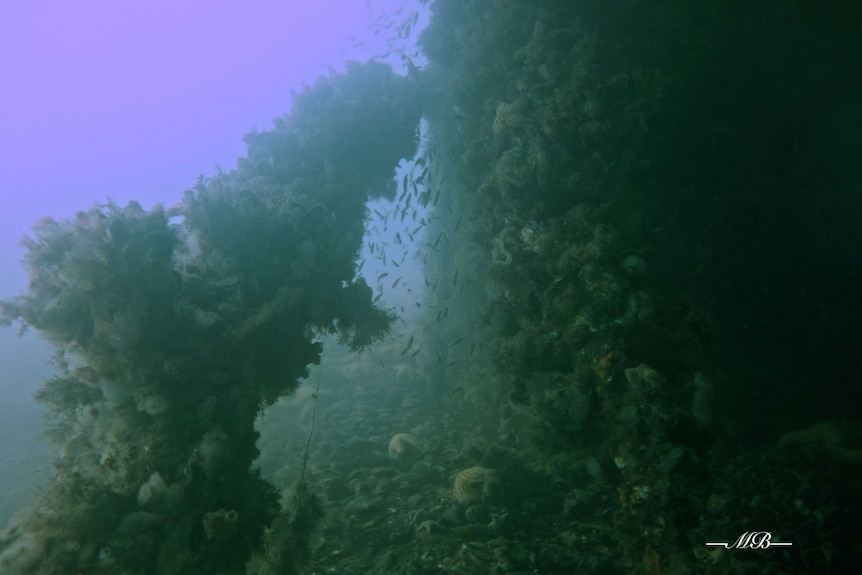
[2,0,862,573]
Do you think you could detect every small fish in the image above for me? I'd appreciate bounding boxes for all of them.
[395,232,402,244]
[411,347,422,357]
[378,272,390,280]
[449,337,463,349]
[433,188,442,206]
[403,174,408,195]
[454,215,463,232]
[374,209,385,218]
[447,359,462,367]
[356,258,365,274]
[469,342,476,359]
[452,267,459,287]
[400,336,414,355]
[392,276,402,289]
[403,56,419,76]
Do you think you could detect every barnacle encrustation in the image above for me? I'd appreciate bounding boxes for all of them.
[453,466,498,505]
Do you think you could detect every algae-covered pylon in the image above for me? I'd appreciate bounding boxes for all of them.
[0,61,421,575]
